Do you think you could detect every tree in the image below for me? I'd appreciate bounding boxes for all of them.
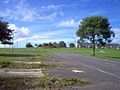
[69,43,75,48]
[48,42,53,48]
[0,19,13,45]
[26,42,33,48]
[76,16,115,56]
[37,44,42,47]
[43,43,48,47]
[35,44,38,47]
[53,42,58,48]
[59,41,66,48]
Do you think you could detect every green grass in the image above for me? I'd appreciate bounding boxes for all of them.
[0,48,120,63]
[1,63,57,69]
[0,48,50,68]
[0,47,119,68]
[0,76,89,90]
[0,49,49,61]
[36,47,120,60]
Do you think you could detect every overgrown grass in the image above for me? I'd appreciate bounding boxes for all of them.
[0,77,90,90]
[0,60,12,68]
[0,63,57,69]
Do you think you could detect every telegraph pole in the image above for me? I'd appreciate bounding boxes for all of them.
[11,30,17,52]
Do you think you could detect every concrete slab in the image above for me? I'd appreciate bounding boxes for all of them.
[0,69,44,77]
[13,61,42,64]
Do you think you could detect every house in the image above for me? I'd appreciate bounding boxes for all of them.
[77,42,120,49]
[106,43,120,49]
[77,42,93,48]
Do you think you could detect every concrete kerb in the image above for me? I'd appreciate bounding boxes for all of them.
[0,69,44,77]
[13,61,42,64]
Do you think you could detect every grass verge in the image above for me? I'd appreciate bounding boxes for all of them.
[0,76,90,90]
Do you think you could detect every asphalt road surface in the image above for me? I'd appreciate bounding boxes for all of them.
[47,52,120,90]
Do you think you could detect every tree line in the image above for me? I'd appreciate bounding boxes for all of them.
[26,41,76,48]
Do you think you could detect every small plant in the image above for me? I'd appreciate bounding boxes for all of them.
[0,60,12,68]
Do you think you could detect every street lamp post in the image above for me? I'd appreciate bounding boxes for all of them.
[11,30,17,53]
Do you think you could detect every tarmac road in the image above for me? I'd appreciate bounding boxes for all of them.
[48,52,120,90]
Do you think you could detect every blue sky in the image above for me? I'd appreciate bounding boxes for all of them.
[0,0,120,47]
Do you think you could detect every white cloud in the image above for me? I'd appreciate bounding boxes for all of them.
[112,28,120,33]
[5,22,74,48]
[0,44,11,48]
[58,20,80,27]
[8,24,31,38]
[41,4,61,11]
[29,30,69,41]
[13,28,72,45]
[0,0,63,21]
[111,28,120,43]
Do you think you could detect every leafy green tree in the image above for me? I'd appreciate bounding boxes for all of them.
[38,44,43,47]
[0,19,13,45]
[69,43,75,48]
[43,43,48,47]
[53,42,58,48]
[76,16,115,56]
[35,44,38,47]
[26,42,33,48]
[59,41,66,48]
[48,42,53,48]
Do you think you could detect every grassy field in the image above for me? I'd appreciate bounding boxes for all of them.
[0,47,120,62]
[0,48,50,68]
[0,48,91,90]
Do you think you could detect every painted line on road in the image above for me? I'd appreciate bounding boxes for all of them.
[72,70,84,73]
[80,62,120,79]
[54,52,120,79]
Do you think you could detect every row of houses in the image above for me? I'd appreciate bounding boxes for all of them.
[77,42,120,49]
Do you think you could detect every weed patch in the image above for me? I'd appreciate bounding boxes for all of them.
[0,77,90,90]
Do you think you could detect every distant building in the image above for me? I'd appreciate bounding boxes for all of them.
[106,43,120,49]
[77,42,93,48]
[77,42,120,49]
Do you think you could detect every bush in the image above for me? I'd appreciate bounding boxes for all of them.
[26,43,33,48]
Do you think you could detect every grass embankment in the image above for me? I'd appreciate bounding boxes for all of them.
[0,48,49,68]
[0,48,90,90]
[35,47,120,60]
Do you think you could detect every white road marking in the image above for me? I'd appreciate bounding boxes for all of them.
[72,70,84,73]
[80,62,120,79]
[55,53,120,79]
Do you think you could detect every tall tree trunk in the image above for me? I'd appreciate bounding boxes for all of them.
[92,36,95,56]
